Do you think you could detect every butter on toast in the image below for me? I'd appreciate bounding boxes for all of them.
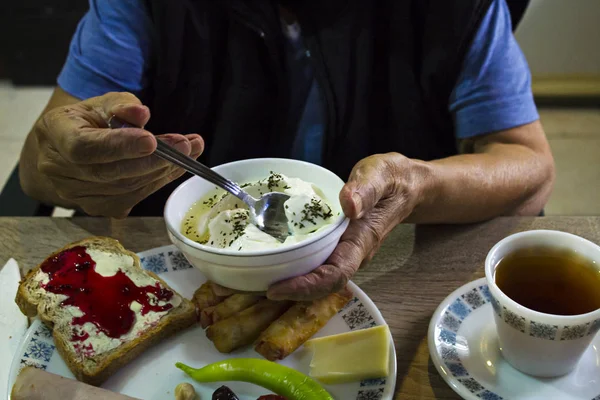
[16,237,197,386]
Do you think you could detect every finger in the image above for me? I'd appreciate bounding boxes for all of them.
[267,219,375,301]
[42,120,156,164]
[210,282,266,296]
[76,167,187,218]
[266,264,348,301]
[210,283,239,297]
[40,134,195,182]
[82,91,150,128]
[39,95,156,164]
[340,155,394,219]
[50,162,182,197]
[185,134,205,157]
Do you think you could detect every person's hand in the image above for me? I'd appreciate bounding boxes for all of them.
[266,153,429,301]
[34,92,203,218]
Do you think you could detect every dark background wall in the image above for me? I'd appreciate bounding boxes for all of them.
[0,1,88,85]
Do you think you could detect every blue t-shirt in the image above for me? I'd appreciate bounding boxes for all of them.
[58,0,538,164]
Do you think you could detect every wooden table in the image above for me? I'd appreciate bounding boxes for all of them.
[1,216,599,399]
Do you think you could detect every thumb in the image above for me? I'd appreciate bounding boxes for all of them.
[340,158,390,219]
[83,92,151,128]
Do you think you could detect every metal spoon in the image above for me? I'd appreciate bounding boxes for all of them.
[108,116,291,243]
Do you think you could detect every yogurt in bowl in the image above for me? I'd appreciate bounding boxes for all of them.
[181,172,338,251]
[164,158,350,291]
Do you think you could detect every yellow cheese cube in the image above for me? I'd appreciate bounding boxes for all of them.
[304,324,391,384]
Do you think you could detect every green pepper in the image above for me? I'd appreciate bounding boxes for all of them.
[175,358,334,400]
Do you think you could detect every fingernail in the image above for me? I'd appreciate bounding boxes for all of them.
[173,140,191,154]
[190,137,204,148]
[352,193,363,217]
[266,287,286,301]
[136,136,155,154]
[114,103,142,109]
[113,103,136,113]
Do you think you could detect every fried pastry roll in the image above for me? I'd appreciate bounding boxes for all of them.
[255,287,353,361]
[200,293,264,328]
[206,299,293,353]
[192,281,232,311]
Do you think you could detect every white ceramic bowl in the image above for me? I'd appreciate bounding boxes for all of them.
[164,158,350,291]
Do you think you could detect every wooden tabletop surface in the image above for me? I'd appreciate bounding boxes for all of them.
[1,216,599,399]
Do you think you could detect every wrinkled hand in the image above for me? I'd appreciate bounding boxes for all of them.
[35,92,203,218]
[267,153,428,301]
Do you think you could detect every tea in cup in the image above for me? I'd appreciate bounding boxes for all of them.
[485,230,600,377]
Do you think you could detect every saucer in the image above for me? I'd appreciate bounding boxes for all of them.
[428,278,600,400]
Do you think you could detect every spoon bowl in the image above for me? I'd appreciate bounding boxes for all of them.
[248,192,291,242]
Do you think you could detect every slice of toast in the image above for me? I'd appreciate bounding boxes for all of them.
[16,237,197,386]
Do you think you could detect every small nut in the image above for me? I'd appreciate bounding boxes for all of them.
[174,382,197,400]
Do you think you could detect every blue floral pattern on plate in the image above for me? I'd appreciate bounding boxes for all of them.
[360,378,387,387]
[342,303,374,330]
[23,338,55,363]
[356,388,384,400]
[140,253,168,274]
[168,250,192,271]
[337,289,389,397]
[33,324,53,339]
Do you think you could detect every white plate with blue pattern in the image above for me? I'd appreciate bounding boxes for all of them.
[7,245,396,400]
[428,278,600,400]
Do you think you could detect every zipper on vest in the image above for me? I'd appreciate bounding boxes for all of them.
[304,37,336,165]
[228,4,267,39]
[237,18,265,38]
[229,5,291,157]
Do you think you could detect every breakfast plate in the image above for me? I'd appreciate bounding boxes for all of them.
[428,278,600,400]
[8,244,397,400]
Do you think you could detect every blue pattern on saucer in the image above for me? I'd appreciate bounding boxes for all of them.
[434,278,600,400]
[442,311,461,333]
[447,362,469,377]
[449,298,472,319]
[437,283,505,399]
[477,390,504,400]
[478,285,492,302]
[439,329,457,345]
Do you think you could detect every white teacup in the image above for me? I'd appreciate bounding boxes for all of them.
[485,230,600,377]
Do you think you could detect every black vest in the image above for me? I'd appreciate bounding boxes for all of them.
[130,0,492,216]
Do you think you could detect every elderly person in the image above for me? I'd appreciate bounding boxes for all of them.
[19,0,554,300]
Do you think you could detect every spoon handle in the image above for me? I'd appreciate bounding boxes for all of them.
[154,140,245,197]
[107,116,249,202]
